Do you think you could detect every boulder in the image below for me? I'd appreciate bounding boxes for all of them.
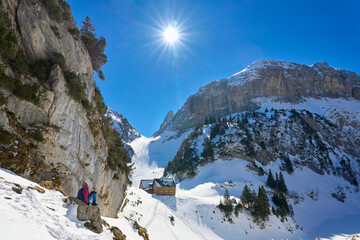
[12,186,23,194]
[64,197,103,234]
[110,226,126,240]
[133,221,149,240]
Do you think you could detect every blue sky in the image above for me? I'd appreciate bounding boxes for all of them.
[68,0,360,137]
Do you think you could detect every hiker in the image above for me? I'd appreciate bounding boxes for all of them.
[77,181,98,205]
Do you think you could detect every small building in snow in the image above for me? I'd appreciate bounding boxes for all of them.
[139,179,154,193]
[139,177,176,196]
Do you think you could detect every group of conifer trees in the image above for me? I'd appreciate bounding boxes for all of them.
[266,169,288,193]
[218,185,271,222]
[267,169,294,219]
[218,170,294,223]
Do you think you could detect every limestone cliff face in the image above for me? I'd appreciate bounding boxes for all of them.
[0,0,127,217]
[157,60,360,135]
[14,0,94,101]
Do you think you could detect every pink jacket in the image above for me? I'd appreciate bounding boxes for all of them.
[81,185,90,203]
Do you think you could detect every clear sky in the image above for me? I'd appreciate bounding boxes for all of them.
[67,0,360,137]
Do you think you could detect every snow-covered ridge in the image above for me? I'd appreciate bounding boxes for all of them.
[227,59,301,85]
[107,108,141,143]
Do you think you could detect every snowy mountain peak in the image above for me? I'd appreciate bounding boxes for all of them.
[227,59,300,85]
[107,108,141,143]
[156,59,360,136]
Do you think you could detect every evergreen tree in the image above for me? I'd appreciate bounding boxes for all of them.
[201,137,214,161]
[275,172,279,189]
[204,117,209,125]
[218,188,233,218]
[210,124,221,139]
[266,169,276,188]
[253,186,270,221]
[278,172,288,193]
[209,114,216,124]
[234,201,243,217]
[283,156,294,174]
[241,185,256,210]
[81,16,107,79]
[267,169,275,188]
[272,192,289,218]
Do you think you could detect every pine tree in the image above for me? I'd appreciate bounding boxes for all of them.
[201,137,214,161]
[278,172,288,193]
[218,188,233,218]
[241,185,256,210]
[253,186,270,221]
[283,156,294,174]
[209,114,216,124]
[204,117,209,125]
[224,188,230,201]
[275,172,279,189]
[267,169,275,188]
[234,201,243,217]
[272,192,289,218]
[81,16,107,79]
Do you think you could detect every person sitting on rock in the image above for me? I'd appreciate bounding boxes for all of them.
[77,181,98,205]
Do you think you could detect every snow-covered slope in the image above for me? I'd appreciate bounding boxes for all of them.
[1,130,360,239]
[119,117,360,239]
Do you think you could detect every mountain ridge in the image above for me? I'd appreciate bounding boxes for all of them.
[155,59,360,136]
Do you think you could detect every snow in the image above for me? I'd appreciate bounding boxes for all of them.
[147,129,193,168]
[252,97,360,120]
[0,168,114,240]
[123,132,360,239]
[227,60,300,86]
[2,97,360,239]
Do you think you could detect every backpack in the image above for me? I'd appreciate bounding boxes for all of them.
[77,188,83,200]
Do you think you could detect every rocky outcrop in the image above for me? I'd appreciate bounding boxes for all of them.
[110,226,127,240]
[156,60,360,135]
[108,108,141,143]
[0,0,128,217]
[15,0,94,101]
[64,197,103,234]
[153,110,174,136]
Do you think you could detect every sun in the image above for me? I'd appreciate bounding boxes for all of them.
[163,27,179,44]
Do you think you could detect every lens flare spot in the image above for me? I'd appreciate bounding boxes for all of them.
[163,27,179,44]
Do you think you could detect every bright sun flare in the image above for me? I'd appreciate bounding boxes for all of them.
[163,27,179,43]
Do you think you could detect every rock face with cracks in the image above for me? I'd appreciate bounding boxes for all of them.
[156,60,360,136]
[0,0,128,217]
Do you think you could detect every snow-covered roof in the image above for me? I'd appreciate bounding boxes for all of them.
[139,180,153,190]
[154,178,176,188]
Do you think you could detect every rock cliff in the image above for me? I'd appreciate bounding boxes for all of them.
[156,60,360,135]
[107,108,141,144]
[0,0,128,217]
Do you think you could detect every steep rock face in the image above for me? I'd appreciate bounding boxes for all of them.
[11,0,94,101]
[157,60,360,135]
[107,108,141,143]
[153,110,174,137]
[0,0,127,217]
[107,108,141,156]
